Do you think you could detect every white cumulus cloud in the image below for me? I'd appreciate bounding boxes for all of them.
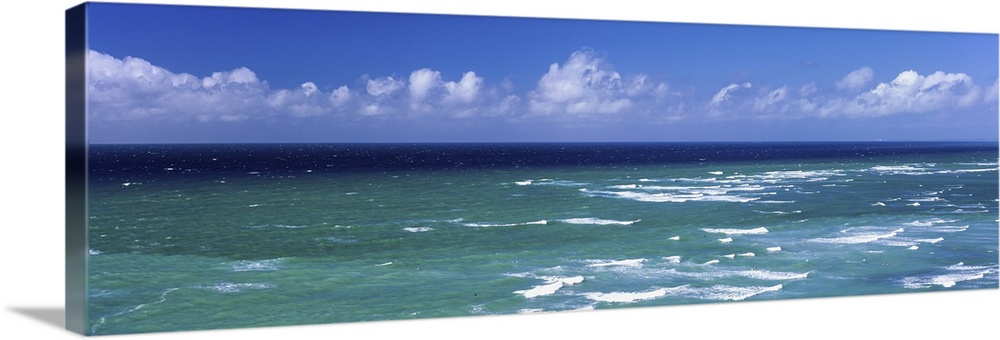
[366,76,404,97]
[710,82,752,109]
[985,78,999,103]
[529,50,662,116]
[443,71,484,104]
[838,70,980,116]
[835,67,874,92]
[87,50,269,121]
[408,68,441,101]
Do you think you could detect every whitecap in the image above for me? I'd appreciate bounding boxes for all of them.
[231,258,283,272]
[403,227,433,232]
[808,228,902,244]
[515,276,584,298]
[702,227,769,235]
[200,282,275,293]
[609,184,638,189]
[949,168,998,173]
[464,220,548,228]
[245,224,308,229]
[582,188,758,203]
[737,270,808,280]
[766,246,782,252]
[685,284,783,301]
[586,258,646,268]
[663,256,681,263]
[668,236,680,241]
[517,309,544,314]
[560,218,640,225]
[702,260,720,265]
[375,262,393,266]
[583,287,676,303]
[753,210,801,215]
[737,252,756,257]
[902,264,998,289]
[718,237,733,243]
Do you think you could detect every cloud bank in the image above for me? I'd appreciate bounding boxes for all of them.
[87,50,998,128]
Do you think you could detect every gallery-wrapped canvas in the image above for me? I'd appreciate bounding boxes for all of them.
[66,1,999,336]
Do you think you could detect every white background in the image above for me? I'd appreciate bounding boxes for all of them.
[1,1,997,339]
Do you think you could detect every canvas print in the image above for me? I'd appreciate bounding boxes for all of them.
[66,2,999,335]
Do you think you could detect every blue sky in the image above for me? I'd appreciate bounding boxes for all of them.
[84,2,999,143]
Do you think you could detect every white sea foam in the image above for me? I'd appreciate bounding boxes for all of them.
[744,170,846,182]
[766,246,782,252]
[517,309,545,314]
[515,180,533,186]
[231,258,283,272]
[662,268,808,282]
[546,275,585,285]
[809,227,903,244]
[870,165,935,176]
[531,179,588,187]
[669,236,680,241]
[753,210,801,215]
[737,270,808,280]
[908,197,943,202]
[903,264,998,289]
[245,224,308,229]
[737,252,756,257]
[515,276,584,298]
[904,218,957,227]
[582,188,759,203]
[663,256,681,263]
[718,237,733,243]
[560,218,641,225]
[702,260,720,265]
[722,254,736,259]
[583,287,676,303]
[934,225,970,233]
[403,227,434,232]
[880,240,917,247]
[687,284,783,301]
[949,168,998,173]
[908,246,919,250]
[609,184,639,189]
[872,202,886,206]
[89,249,102,255]
[587,258,646,268]
[709,171,724,175]
[702,227,769,235]
[464,220,548,228]
[375,262,393,266]
[201,282,275,293]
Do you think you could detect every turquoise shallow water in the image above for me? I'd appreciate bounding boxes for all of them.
[85,143,999,334]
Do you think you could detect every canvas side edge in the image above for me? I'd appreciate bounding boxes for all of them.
[65,2,89,335]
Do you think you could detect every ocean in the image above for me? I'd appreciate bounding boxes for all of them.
[83,142,999,335]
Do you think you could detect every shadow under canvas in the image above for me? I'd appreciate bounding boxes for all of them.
[9,307,66,330]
